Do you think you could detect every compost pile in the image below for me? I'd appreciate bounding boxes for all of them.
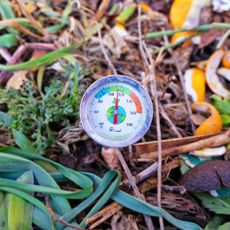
[0,0,230,229]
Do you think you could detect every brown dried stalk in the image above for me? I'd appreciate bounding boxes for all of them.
[96,0,111,20]
[45,197,84,230]
[135,133,216,154]
[137,5,163,229]
[0,19,42,39]
[115,148,154,230]
[16,0,47,36]
[159,104,182,138]
[140,129,230,160]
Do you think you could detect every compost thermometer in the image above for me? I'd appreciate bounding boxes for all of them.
[80,75,153,147]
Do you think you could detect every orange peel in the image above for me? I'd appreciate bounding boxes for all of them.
[139,2,151,12]
[206,49,230,99]
[184,68,206,102]
[222,51,230,68]
[171,31,196,44]
[192,102,222,135]
[169,0,211,29]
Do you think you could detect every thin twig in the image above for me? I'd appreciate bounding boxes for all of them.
[97,23,117,75]
[16,0,46,36]
[0,48,11,62]
[146,46,164,230]
[159,104,182,138]
[137,7,156,230]
[137,6,163,229]
[115,148,154,230]
[123,162,158,187]
[216,29,230,49]
[45,197,84,230]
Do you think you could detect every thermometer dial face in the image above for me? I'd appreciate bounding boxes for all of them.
[80,75,153,147]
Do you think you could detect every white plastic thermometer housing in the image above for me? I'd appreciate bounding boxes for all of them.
[80,75,153,147]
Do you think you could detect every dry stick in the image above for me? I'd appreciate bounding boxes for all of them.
[137,6,156,230]
[216,29,230,49]
[123,162,158,187]
[0,19,42,39]
[136,162,158,184]
[142,129,230,159]
[96,0,111,20]
[163,34,195,133]
[146,45,164,230]
[115,148,155,230]
[16,0,47,36]
[137,6,163,229]
[45,197,84,230]
[0,48,11,62]
[87,159,180,229]
[97,23,117,75]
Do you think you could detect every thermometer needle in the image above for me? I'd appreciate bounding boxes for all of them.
[113,91,119,124]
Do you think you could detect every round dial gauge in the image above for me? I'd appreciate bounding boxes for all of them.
[80,75,153,147]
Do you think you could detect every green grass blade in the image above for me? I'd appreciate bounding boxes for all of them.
[58,170,118,228]
[112,191,201,230]
[0,0,15,19]
[0,44,80,71]
[0,148,201,229]
[12,129,36,154]
[0,191,8,230]
[79,172,120,228]
[0,186,54,230]
[35,160,58,172]
[33,207,54,230]
[0,147,93,190]
[7,171,34,230]
[0,177,92,199]
[0,153,73,215]
[0,34,17,47]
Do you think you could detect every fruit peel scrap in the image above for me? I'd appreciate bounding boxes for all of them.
[206,49,230,99]
[192,102,222,135]
[184,68,206,102]
[170,0,211,29]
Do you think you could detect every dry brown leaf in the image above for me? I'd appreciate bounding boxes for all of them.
[6,70,28,90]
[111,212,140,230]
[101,147,121,170]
